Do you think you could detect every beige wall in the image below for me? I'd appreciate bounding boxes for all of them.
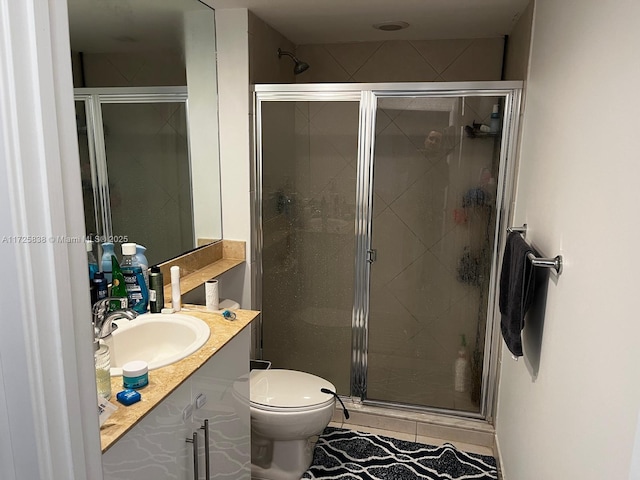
[295,38,504,83]
[248,12,295,84]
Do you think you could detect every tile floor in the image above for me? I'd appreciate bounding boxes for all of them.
[328,403,496,458]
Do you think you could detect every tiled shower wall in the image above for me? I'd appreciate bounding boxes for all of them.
[295,38,504,84]
[258,32,505,411]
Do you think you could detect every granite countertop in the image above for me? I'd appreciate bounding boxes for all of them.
[99,306,259,453]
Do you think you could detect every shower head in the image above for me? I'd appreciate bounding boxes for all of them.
[277,48,310,75]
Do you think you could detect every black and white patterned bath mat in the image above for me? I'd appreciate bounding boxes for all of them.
[302,427,498,480]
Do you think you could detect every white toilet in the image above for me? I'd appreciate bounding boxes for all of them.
[248,369,336,480]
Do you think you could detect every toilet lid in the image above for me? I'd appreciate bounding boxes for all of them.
[250,369,336,409]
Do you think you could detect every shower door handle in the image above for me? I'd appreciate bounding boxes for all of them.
[367,249,377,263]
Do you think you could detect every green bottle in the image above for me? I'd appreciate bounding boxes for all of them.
[109,255,128,312]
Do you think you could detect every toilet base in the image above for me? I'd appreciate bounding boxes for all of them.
[251,435,315,480]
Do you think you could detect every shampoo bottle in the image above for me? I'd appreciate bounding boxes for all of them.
[101,242,115,283]
[121,242,149,314]
[454,334,469,393]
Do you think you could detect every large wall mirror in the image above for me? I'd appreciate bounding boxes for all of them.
[67,0,221,266]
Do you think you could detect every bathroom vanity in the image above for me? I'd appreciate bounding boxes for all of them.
[100,308,258,480]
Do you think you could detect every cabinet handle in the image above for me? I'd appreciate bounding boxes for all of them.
[185,431,199,480]
[201,419,210,479]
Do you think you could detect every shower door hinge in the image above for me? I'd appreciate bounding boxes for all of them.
[366,249,377,263]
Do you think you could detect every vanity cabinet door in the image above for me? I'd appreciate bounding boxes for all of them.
[102,379,195,480]
[191,327,251,480]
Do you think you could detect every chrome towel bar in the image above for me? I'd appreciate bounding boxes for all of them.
[507,224,563,275]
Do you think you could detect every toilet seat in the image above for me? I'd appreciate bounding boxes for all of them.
[250,369,336,412]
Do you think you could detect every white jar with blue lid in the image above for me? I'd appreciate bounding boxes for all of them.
[122,360,149,389]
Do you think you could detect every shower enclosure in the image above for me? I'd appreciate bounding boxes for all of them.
[254,82,521,418]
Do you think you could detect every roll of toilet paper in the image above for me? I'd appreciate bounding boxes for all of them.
[170,266,181,312]
[205,279,219,312]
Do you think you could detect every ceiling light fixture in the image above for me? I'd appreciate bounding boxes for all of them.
[373,21,410,32]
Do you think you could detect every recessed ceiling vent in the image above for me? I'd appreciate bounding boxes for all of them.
[373,21,410,32]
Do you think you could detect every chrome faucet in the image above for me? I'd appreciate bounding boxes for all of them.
[92,297,138,339]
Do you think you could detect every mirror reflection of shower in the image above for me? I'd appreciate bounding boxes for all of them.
[277,48,310,75]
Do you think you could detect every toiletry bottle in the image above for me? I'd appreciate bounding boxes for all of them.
[86,240,99,280]
[91,271,108,304]
[109,256,128,312]
[135,244,149,289]
[489,104,501,134]
[101,242,115,283]
[454,334,469,393]
[148,266,164,313]
[94,340,111,400]
[121,243,149,314]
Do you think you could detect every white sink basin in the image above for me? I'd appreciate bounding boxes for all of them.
[104,313,210,376]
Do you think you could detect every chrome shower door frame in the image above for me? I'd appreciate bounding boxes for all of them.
[74,87,191,243]
[253,81,522,422]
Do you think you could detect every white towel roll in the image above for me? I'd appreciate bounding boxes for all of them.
[205,279,219,311]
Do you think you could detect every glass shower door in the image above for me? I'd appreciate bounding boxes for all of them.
[100,102,193,266]
[366,94,504,413]
[260,100,360,394]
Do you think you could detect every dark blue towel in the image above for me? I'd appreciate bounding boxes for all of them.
[499,232,536,357]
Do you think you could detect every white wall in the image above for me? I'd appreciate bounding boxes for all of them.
[215,8,253,308]
[495,1,640,479]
